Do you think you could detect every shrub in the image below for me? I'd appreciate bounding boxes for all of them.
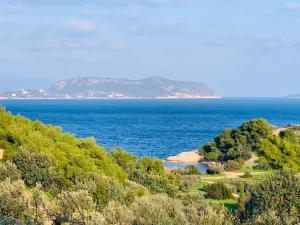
[246,170,300,220]
[201,119,273,163]
[206,150,220,161]
[224,160,241,171]
[48,190,103,224]
[180,175,201,191]
[183,165,202,175]
[102,201,134,225]
[0,161,21,181]
[124,180,148,204]
[177,192,204,206]
[173,165,202,176]
[206,167,222,175]
[244,209,300,225]
[279,129,298,143]
[131,194,187,225]
[242,171,252,178]
[0,179,29,221]
[14,149,56,187]
[257,137,300,171]
[137,157,165,175]
[183,203,233,225]
[130,170,180,197]
[110,148,137,173]
[204,182,233,200]
[253,161,272,170]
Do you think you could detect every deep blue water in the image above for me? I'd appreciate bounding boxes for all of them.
[1,98,300,160]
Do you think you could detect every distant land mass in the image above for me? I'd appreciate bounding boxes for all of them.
[286,94,300,98]
[0,76,219,99]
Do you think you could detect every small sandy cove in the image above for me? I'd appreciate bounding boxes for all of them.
[165,151,203,163]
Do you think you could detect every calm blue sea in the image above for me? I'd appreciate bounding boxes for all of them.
[1,98,300,160]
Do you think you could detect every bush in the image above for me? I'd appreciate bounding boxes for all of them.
[206,150,220,161]
[14,150,56,187]
[257,136,300,172]
[180,175,201,191]
[201,119,272,163]
[0,161,21,182]
[110,148,137,173]
[124,180,148,204]
[206,167,222,175]
[224,160,241,171]
[137,157,165,175]
[183,165,202,175]
[246,170,300,220]
[279,129,298,143]
[244,209,300,225]
[131,194,187,225]
[173,165,202,176]
[48,190,103,224]
[130,170,181,197]
[241,171,252,178]
[102,201,134,225]
[0,179,29,221]
[183,203,233,225]
[204,182,233,199]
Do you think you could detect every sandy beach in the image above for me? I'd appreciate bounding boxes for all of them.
[165,151,203,163]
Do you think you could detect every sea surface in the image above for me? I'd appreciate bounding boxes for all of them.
[1,98,300,160]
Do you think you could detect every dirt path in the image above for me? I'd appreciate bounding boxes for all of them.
[244,153,259,168]
[202,171,268,180]
[272,128,286,136]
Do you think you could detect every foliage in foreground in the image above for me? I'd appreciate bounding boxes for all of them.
[245,170,300,224]
[0,108,299,224]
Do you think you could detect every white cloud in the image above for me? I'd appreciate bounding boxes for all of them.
[111,42,129,49]
[44,40,82,50]
[5,1,28,12]
[128,19,197,38]
[42,39,128,51]
[286,2,300,10]
[69,20,96,32]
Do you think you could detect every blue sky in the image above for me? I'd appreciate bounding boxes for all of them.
[0,0,300,96]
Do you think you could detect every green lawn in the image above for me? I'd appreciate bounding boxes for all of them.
[204,198,238,210]
[189,169,273,210]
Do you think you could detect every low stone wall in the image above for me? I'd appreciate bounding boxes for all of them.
[201,161,224,169]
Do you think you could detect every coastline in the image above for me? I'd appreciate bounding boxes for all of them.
[0,96,221,100]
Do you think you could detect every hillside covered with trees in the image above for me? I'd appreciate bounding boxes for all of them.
[0,108,299,224]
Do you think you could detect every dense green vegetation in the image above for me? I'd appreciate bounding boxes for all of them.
[204,182,233,200]
[0,108,299,224]
[200,119,300,171]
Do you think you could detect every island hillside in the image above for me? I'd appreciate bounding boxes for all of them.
[0,76,218,99]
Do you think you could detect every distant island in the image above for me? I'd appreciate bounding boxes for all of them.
[0,76,219,99]
[286,93,300,98]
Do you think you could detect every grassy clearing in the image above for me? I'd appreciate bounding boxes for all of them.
[204,198,238,210]
[190,169,273,210]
